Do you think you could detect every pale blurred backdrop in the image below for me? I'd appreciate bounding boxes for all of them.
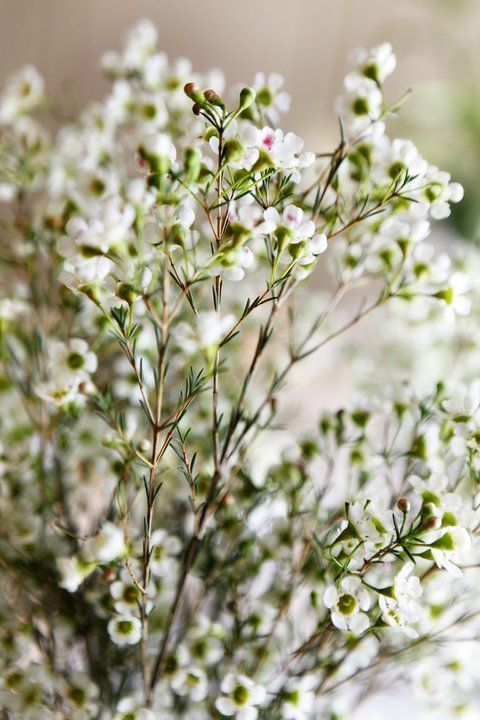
[1,0,480,236]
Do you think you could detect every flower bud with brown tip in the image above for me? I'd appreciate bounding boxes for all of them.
[425,515,442,531]
[184,82,206,107]
[204,89,225,109]
[397,498,411,514]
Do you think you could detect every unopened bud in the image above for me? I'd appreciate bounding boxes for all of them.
[425,515,442,531]
[78,380,96,397]
[288,240,307,259]
[184,82,204,104]
[421,501,437,518]
[274,225,294,251]
[222,138,245,164]
[169,223,186,247]
[204,89,224,108]
[238,87,256,111]
[116,282,138,304]
[102,567,116,583]
[397,498,411,514]
[184,147,201,182]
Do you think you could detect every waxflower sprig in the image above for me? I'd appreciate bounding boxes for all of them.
[0,20,477,720]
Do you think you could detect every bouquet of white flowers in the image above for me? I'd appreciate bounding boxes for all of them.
[1,18,478,720]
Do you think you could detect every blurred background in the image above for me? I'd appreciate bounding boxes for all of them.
[1,0,480,239]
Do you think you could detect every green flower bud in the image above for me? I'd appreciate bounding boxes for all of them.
[116,282,138,304]
[78,283,101,302]
[184,82,206,106]
[169,223,186,247]
[274,225,294,252]
[421,501,437,519]
[184,147,201,182]
[222,138,245,164]
[424,515,442,531]
[238,87,256,111]
[204,88,225,108]
[288,240,308,259]
[227,223,251,247]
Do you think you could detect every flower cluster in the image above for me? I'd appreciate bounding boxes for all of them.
[0,18,478,720]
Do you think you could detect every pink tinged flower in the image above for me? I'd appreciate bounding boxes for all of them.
[260,126,276,151]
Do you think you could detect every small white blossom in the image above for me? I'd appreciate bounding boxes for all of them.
[108,615,142,646]
[323,575,371,634]
[82,522,126,564]
[215,674,266,719]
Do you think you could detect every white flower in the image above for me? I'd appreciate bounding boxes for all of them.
[59,255,113,296]
[113,697,155,720]
[35,378,81,407]
[348,496,393,549]
[434,272,471,318]
[0,65,44,123]
[60,673,99,715]
[252,72,291,121]
[374,138,428,186]
[209,245,255,281]
[336,75,383,136]
[263,129,315,182]
[408,167,464,220]
[140,133,176,164]
[82,522,126,564]
[430,527,472,577]
[262,205,327,265]
[281,676,316,720]
[379,562,423,638]
[149,529,182,577]
[349,43,397,84]
[442,382,480,423]
[175,312,235,355]
[209,121,260,171]
[215,674,266,719]
[170,666,208,702]
[190,616,225,665]
[323,575,371,634]
[34,338,98,407]
[0,182,16,202]
[58,200,135,258]
[50,338,98,380]
[102,18,158,76]
[108,615,142,646]
[111,580,144,616]
[56,557,95,593]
